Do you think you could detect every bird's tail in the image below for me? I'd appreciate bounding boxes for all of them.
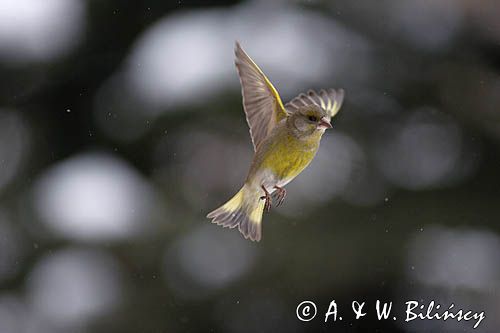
[207,185,265,242]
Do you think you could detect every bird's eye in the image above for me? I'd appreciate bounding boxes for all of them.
[308,116,318,122]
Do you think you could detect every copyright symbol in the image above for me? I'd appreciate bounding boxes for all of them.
[296,300,317,321]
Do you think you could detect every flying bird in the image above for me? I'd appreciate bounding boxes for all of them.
[207,42,345,242]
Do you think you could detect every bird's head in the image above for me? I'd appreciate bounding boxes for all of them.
[288,104,332,137]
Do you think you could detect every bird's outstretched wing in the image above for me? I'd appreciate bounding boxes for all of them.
[235,42,289,151]
[285,89,345,118]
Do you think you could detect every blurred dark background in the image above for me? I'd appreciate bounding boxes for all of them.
[0,0,500,332]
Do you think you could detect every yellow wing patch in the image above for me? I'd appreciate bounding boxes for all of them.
[235,42,289,151]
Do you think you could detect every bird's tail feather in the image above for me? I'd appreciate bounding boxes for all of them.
[207,185,265,241]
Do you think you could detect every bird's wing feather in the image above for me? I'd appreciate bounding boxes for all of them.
[235,42,289,151]
[285,88,345,118]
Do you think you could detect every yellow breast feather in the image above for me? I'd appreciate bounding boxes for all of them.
[261,131,321,180]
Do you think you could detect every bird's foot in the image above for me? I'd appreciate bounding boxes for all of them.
[273,185,286,207]
[260,185,272,212]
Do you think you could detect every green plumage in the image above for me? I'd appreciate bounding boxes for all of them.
[248,121,322,182]
[207,42,344,242]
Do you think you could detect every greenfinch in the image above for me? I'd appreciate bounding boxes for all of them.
[207,42,345,241]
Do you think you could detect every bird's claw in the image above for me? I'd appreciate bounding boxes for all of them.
[274,185,286,207]
[260,185,272,212]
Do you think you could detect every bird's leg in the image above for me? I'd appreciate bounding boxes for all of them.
[273,185,287,207]
[260,185,272,212]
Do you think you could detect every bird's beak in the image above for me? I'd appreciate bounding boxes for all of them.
[318,117,332,129]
